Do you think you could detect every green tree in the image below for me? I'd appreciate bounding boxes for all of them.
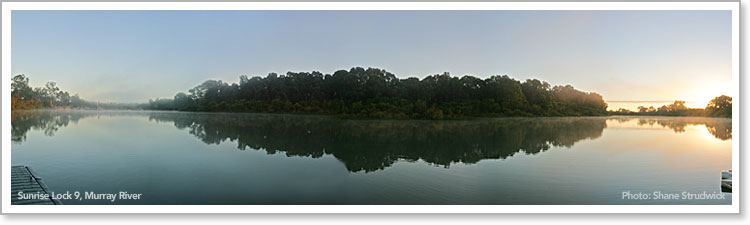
[706,95,732,117]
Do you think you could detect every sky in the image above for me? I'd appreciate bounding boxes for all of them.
[11,10,732,108]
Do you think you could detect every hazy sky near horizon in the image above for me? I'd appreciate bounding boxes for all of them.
[11,10,732,107]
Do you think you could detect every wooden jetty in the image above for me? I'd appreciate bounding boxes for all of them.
[11,165,62,205]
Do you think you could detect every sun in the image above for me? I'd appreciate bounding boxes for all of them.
[685,87,728,109]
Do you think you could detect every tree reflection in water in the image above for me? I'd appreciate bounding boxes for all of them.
[11,111,731,172]
[609,116,732,140]
[11,110,87,142]
[147,113,607,172]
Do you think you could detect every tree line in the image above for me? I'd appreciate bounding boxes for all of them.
[11,74,76,110]
[609,95,732,118]
[12,69,732,119]
[144,67,608,119]
[11,74,142,110]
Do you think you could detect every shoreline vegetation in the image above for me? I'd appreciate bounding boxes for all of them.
[609,99,732,118]
[10,67,731,119]
[608,98,731,118]
[10,74,142,111]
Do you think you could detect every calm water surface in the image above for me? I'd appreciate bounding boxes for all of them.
[11,110,732,204]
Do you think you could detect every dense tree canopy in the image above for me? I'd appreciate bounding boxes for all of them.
[12,70,732,119]
[706,95,732,117]
[146,67,608,119]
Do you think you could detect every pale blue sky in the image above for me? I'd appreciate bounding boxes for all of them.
[11,10,731,107]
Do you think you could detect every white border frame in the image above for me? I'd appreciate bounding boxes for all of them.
[0,2,740,214]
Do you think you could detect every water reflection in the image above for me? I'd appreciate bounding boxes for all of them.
[147,113,607,172]
[11,110,87,142]
[608,116,732,140]
[11,111,731,172]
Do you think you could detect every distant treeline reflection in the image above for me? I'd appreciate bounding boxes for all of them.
[147,113,607,172]
[11,111,731,172]
[610,117,732,140]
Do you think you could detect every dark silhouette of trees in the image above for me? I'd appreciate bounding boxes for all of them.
[610,96,732,118]
[706,95,732,118]
[147,67,608,119]
[12,71,731,120]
